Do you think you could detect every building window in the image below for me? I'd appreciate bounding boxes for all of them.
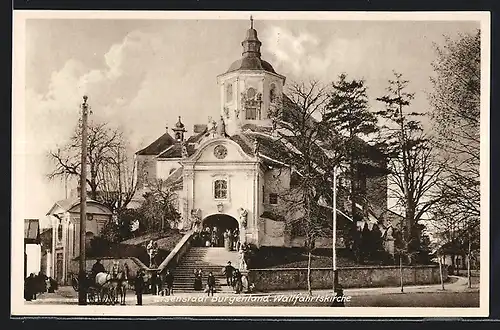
[246,107,257,120]
[269,84,276,103]
[226,83,233,103]
[57,223,63,242]
[247,87,256,99]
[269,193,278,205]
[262,186,265,203]
[214,179,228,199]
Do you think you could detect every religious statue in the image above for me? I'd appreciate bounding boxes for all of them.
[238,207,248,228]
[143,169,149,186]
[190,208,202,232]
[223,106,230,119]
[146,240,159,268]
[181,142,189,158]
[207,116,217,138]
[216,115,227,137]
[239,245,248,271]
[253,140,260,155]
[234,108,240,119]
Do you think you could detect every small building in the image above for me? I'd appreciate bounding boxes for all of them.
[46,197,112,285]
[24,219,41,278]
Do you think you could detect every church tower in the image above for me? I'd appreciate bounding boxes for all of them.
[216,17,286,136]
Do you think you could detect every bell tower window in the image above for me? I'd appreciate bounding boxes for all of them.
[269,84,276,103]
[246,107,257,120]
[226,83,233,103]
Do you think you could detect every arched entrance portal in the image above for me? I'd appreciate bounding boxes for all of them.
[198,214,239,248]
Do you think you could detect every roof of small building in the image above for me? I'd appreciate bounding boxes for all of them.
[24,219,40,242]
[46,197,112,216]
[136,132,176,156]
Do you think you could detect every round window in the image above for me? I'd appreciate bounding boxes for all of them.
[247,87,256,99]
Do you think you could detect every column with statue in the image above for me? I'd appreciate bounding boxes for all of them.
[146,240,159,268]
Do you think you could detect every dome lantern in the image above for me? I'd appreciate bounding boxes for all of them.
[172,116,187,142]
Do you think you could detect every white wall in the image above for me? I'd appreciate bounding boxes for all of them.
[157,159,181,180]
[26,244,41,276]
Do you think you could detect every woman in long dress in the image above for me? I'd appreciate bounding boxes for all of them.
[224,230,231,251]
[193,269,203,291]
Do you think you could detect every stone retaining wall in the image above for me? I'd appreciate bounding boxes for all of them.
[248,265,447,291]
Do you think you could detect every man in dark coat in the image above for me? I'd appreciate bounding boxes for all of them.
[223,261,235,286]
[134,270,145,305]
[331,285,346,307]
[91,259,106,284]
[207,272,216,296]
[164,269,174,296]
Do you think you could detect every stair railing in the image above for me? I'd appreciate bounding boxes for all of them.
[157,230,195,274]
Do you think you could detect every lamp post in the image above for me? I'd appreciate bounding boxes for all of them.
[78,95,89,305]
[332,167,339,292]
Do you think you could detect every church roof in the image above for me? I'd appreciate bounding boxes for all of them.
[157,143,197,159]
[136,132,176,156]
[226,57,277,74]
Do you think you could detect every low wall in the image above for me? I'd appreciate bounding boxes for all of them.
[248,265,448,291]
[68,256,147,278]
[157,230,194,274]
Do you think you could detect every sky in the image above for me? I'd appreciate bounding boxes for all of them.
[19,16,480,228]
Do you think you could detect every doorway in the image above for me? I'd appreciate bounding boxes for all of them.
[197,214,239,248]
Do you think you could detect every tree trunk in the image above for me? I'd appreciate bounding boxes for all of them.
[438,254,445,290]
[399,254,404,293]
[307,250,312,296]
[467,237,472,288]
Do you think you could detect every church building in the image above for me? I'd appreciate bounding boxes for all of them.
[132,19,393,250]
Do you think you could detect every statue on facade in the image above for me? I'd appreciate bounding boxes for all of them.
[253,140,259,155]
[207,116,217,138]
[239,245,248,271]
[216,115,228,137]
[143,169,149,187]
[190,208,202,232]
[146,240,159,268]
[238,208,248,228]
[181,142,189,158]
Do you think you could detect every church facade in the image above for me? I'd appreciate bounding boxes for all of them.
[132,20,393,250]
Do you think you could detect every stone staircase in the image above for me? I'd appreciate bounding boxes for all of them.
[171,247,240,293]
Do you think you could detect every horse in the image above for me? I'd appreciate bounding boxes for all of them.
[95,270,128,305]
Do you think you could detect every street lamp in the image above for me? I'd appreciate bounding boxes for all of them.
[332,167,339,292]
[78,95,89,305]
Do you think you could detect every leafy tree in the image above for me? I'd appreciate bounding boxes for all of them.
[137,179,181,233]
[376,72,444,264]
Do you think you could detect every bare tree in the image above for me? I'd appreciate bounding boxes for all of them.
[376,72,444,264]
[430,30,480,221]
[48,120,137,212]
[268,81,341,295]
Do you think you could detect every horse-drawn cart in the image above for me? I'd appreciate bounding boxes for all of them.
[70,272,122,305]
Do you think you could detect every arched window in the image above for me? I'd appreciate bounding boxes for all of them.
[57,222,63,242]
[214,179,228,199]
[269,84,276,103]
[226,83,233,103]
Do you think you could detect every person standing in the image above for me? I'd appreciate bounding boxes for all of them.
[134,270,145,306]
[223,261,235,287]
[165,269,174,296]
[193,269,203,291]
[224,230,231,251]
[207,272,216,296]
